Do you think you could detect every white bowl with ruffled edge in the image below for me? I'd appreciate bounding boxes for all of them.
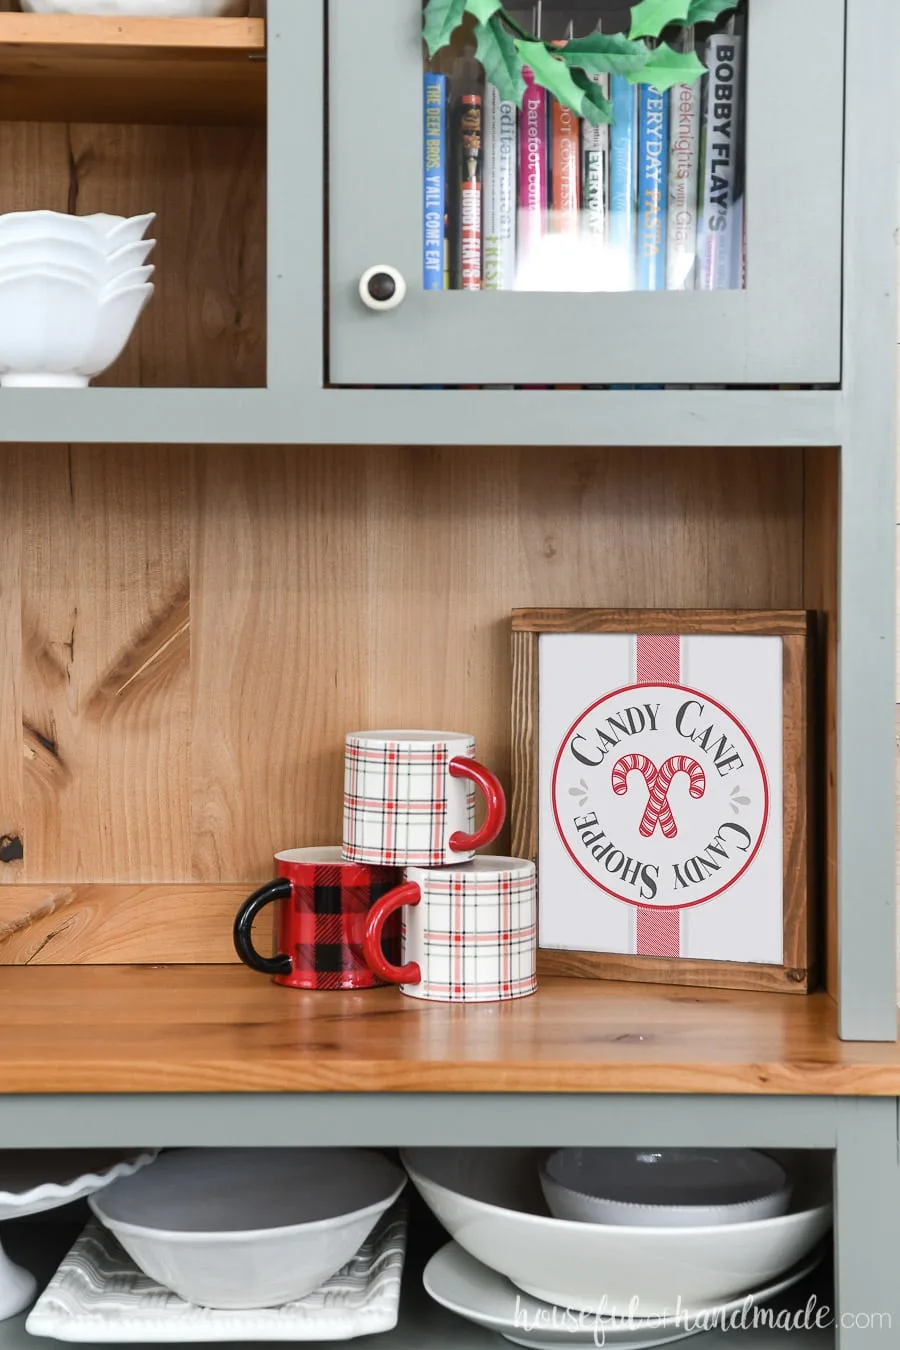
[0,237,155,285]
[0,211,155,252]
[0,270,153,387]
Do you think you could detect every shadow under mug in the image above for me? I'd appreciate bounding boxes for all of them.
[233,847,402,990]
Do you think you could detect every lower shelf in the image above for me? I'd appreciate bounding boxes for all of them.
[1,1212,834,1349]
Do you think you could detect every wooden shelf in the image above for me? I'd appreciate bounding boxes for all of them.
[0,15,265,125]
[0,966,899,1095]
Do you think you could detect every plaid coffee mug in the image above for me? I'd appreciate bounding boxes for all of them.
[342,729,506,867]
[233,848,402,990]
[362,856,537,1003]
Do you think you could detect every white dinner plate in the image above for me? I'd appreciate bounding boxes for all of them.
[423,1241,826,1350]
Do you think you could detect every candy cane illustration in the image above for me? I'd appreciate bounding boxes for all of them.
[641,756,705,838]
[610,754,657,802]
[611,754,705,839]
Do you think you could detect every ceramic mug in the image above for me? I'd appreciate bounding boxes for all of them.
[362,856,537,1003]
[342,729,506,867]
[233,847,402,990]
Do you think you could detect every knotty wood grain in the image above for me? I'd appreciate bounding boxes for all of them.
[19,446,191,882]
[0,119,265,387]
[0,446,807,962]
[0,965,898,1094]
[0,449,23,884]
[0,885,243,965]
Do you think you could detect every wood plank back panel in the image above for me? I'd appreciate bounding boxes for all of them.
[0,445,807,963]
[0,119,265,387]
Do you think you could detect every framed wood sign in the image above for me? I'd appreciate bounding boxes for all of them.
[510,609,815,994]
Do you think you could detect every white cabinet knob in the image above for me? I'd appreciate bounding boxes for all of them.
[359,265,407,312]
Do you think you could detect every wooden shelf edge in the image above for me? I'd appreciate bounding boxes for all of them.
[0,14,265,54]
[0,966,896,1096]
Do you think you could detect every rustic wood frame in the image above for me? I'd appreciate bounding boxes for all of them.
[510,609,816,995]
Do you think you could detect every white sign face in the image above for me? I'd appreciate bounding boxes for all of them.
[538,634,784,965]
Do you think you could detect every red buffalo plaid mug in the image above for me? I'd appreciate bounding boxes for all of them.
[342,730,506,867]
[233,848,403,990]
[362,856,537,1003]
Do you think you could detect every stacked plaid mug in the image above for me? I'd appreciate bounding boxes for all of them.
[234,730,538,1003]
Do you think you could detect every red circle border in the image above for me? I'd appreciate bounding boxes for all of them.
[550,681,771,912]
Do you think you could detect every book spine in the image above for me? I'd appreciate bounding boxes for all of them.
[517,67,548,283]
[637,83,668,291]
[550,96,581,235]
[698,33,744,290]
[456,93,483,291]
[482,83,518,290]
[582,73,610,244]
[423,73,448,291]
[666,77,701,290]
[609,75,638,290]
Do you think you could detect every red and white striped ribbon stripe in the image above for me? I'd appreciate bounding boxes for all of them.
[635,635,681,958]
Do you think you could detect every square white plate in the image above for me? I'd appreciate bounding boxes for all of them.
[26,1206,407,1342]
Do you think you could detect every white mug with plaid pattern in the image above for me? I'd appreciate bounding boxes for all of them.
[342,730,506,867]
[362,855,537,1003]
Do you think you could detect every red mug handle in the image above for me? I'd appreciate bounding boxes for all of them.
[363,882,422,985]
[449,757,507,853]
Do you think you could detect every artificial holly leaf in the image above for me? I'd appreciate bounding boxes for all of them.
[464,0,502,24]
[560,31,650,76]
[422,0,467,58]
[571,68,614,123]
[474,16,526,106]
[628,42,706,90]
[685,0,738,24]
[515,40,588,118]
[628,0,691,40]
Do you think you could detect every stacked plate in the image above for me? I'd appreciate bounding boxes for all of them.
[0,210,155,387]
[404,1147,833,1350]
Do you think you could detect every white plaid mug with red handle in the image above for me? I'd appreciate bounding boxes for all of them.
[362,855,537,1003]
[342,730,506,867]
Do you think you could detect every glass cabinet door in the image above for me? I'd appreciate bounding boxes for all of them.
[329,0,843,387]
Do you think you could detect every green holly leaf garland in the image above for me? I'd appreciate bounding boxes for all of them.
[514,40,591,119]
[628,0,691,40]
[474,16,526,106]
[422,0,467,58]
[464,0,503,23]
[570,68,614,124]
[560,31,650,76]
[685,0,738,25]
[628,42,706,90]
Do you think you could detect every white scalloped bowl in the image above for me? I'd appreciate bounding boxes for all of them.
[0,262,154,296]
[89,1148,407,1309]
[21,1,249,14]
[402,1148,833,1317]
[0,271,153,387]
[0,238,155,284]
[0,211,155,252]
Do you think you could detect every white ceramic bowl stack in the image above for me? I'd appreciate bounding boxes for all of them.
[0,210,155,387]
[405,1147,834,1349]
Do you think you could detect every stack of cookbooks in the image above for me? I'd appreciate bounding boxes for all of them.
[423,11,746,295]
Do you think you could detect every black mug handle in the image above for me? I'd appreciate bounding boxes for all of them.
[233,879,293,976]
